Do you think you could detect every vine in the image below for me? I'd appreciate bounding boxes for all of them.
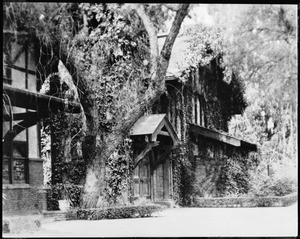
[215,153,259,197]
[104,137,134,205]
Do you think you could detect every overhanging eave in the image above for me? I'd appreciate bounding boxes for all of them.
[189,123,257,150]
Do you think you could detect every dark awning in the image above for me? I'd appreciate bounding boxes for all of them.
[190,123,257,151]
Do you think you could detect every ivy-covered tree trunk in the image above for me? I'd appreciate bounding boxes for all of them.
[8,2,189,208]
[71,4,190,208]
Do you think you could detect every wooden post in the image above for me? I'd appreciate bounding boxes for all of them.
[169,159,173,199]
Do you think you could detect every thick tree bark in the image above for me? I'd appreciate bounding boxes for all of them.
[56,4,190,208]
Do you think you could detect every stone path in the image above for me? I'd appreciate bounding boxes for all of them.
[4,203,298,237]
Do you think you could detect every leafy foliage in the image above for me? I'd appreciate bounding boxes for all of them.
[65,204,164,220]
[249,172,297,197]
[104,138,134,205]
[47,183,83,210]
[180,23,224,69]
[216,155,253,197]
[171,142,196,206]
[214,5,298,195]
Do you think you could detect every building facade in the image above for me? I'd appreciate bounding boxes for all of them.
[129,56,257,205]
[2,27,81,213]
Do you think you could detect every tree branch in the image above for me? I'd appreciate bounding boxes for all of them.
[159,4,190,79]
[129,4,159,78]
[163,4,181,12]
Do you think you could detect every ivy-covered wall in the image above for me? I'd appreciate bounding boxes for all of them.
[41,75,87,210]
[153,55,255,206]
[185,56,247,132]
[190,133,258,198]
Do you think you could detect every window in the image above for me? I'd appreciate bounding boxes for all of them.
[193,94,206,127]
[2,141,29,184]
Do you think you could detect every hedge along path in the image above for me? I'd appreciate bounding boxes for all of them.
[65,204,165,220]
[193,192,298,208]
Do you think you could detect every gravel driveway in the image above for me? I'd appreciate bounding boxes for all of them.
[4,203,298,237]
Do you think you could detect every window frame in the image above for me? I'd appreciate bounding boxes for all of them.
[193,93,206,127]
[3,140,29,184]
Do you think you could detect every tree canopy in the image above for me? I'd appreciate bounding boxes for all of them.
[208,4,297,178]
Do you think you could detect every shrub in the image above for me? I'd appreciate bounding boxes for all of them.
[47,184,83,210]
[216,155,251,197]
[249,174,297,197]
[65,204,165,220]
[270,177,297,196]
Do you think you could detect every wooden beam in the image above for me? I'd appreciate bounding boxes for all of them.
[3,84,81,114]
[151,117,166,141]
[9,64,36,75]
[158,130,170,137]
[189,123,241,147]
[3,115,39,156]
[162,118,179,144]
[11,43,27,65]
[241,140,257,151]
[3,112,38,121]
[134,141,159,168]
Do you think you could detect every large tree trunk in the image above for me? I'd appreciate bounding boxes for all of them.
[59,4,190,208]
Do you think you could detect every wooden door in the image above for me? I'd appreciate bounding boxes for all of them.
[154,159,171,200]
[133,156,150,199]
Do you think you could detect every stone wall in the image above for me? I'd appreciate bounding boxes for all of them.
[193,193,297,208]
[3,186,47,213]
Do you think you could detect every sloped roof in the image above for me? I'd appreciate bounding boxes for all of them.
[130,114,179,144]
[190,124,257,151]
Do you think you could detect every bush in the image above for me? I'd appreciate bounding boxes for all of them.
[249,175,297,197]
[65,204,165,220]
[216,155,251,197]
[47,184,83,210]
[270,177,297,196]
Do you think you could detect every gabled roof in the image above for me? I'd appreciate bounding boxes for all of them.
[130,114,179,144]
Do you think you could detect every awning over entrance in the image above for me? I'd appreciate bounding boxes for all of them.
[130,114,179,144]
[130,114,177,203]
[189,123,257,151]
[130,114,179,169]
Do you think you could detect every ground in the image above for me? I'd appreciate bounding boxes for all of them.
[3,203,298,237]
